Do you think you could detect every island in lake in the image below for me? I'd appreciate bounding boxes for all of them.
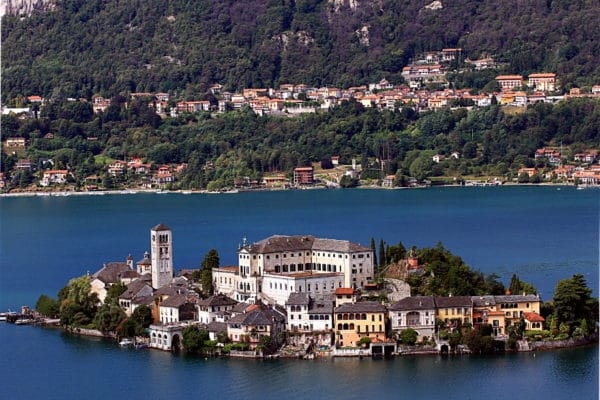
[17,223,597,359]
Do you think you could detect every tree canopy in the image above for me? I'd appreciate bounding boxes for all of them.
[2,0,600,101]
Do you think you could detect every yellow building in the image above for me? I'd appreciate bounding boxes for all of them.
[334,301,387,347]
[434,296,473,327]
[472,294,543,335]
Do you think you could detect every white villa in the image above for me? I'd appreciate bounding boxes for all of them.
[212,235,374,305]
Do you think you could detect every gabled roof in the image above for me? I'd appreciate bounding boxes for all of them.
[228,306,285,326]
[198,294,238,307]
[523,312,545,322]
[389,296,435,311]
[207,321,227,333]
[92,262,131,284]
[494,294,540,303]
[334,301,386,313]
[232,302,252,314]
[119,279,153,300]
[132,295,155,306]
[160,294,191,308]
[152,223,171,231]
[137,252,151,265]
[246,235,370,254]
[434,296,473,308]
[335,288,357,295]
[308,299,333,314]
[471,296,497,307]
[286,292,310,306]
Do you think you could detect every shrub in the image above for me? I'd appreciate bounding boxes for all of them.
[399,328,418,345]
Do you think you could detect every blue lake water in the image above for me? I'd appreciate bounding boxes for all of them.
[0,186,598,399]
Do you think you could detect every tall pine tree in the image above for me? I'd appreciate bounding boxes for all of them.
[201,249,220,295]
[370,237,377,268]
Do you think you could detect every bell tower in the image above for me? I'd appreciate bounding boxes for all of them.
[151,223,173,289]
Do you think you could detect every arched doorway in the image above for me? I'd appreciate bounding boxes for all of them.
[171,334,182,352]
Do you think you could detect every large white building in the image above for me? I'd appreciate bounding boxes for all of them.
[213,235,374,305]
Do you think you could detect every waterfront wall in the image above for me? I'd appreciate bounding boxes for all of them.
[528,335,598,351]
[66,327,115,338]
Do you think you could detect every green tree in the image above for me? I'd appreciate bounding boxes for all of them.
[378,239,386,268]
[553,274,594,327]
[399,328,418,345]
[182,325,210,354]
[93,304,126,332]
[508,274,537,295]
[201,249,220,295]
[370,237,378,268]
[130,305,153,334]
[104,282,127,305]
[517,172,530,183]
[36,294,59,317]
[258,335,275,354]
[58,276,99,326]
[579,319,589,337]
[339,175,358,188]
[386,242,406,264]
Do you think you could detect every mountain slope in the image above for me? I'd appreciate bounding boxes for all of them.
[2,0,599,100]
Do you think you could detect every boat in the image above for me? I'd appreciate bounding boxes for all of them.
[14,318,34,325]
[119,338,134,347]
[135,343,148,350]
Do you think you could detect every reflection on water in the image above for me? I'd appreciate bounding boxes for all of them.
[0,325,598,400]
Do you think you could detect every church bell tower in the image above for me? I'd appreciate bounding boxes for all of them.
[151,223,173,289]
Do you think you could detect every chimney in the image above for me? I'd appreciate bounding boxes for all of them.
[505,288,511,295]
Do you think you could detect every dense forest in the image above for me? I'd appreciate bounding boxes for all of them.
[2,0,600,101]
[2,97,599,190]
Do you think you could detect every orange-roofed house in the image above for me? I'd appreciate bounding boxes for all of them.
[523,312,544,331]
[495,75,524,91]
[27,95,43,103]
[528,73,557,92]
[518,167,538,178]
[335,288,359,307]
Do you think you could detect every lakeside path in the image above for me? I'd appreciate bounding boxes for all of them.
[0,182,579,198]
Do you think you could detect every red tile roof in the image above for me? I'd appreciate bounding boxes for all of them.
[335,288,356,295]
[524,312,545,322]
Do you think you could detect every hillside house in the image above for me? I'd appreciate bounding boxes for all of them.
[495,75,524,91]
[294,167,314,185]
[528,73,556,92]
[41,170,70,186]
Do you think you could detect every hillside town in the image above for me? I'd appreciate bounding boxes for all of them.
[54,224,552,357]
[2,47,600,192]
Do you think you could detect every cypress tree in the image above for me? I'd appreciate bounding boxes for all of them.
[378,239,386,268]
[370,237,377,267]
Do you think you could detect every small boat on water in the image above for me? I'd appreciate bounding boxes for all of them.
[135,343,148,350]
[119,338,134,347]
[14,318,34,325]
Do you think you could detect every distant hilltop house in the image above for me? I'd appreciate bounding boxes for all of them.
[465,57,496,70]
[40,170,70,186]
[534,148,561,164]
[574,150,598,163]
[528,73,557,92]
[495,75,524,91]
[5,137,26,148]
[496,73,557,92]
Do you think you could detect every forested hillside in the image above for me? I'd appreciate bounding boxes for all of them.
[2,0,599,100]
[2,97,599,190]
